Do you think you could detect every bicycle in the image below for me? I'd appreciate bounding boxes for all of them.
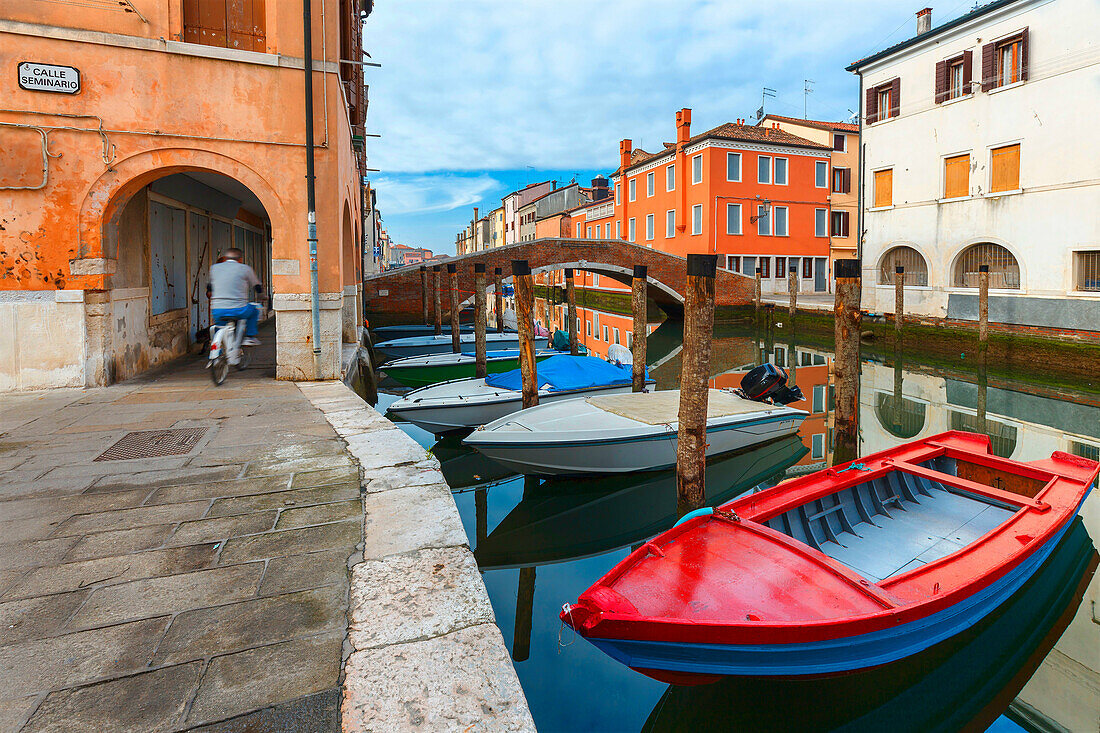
[206,305,257,385]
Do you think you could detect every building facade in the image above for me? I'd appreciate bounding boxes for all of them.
[502,179,555,247]
[1,0,369,390]
[849,0,1100,331]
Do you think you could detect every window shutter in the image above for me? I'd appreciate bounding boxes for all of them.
[890,77,901,117]
[962,49,973,92]
[981,42,996,91]
[842,212,850,238]
[865,87,877,124]
[1020,27,1030,81]
[842,168,851,193]
[935,60,948,104]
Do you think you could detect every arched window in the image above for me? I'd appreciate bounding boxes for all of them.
[875,392,926,439]
[949,413,1018,458]
[953,243,1021,288]
[878,246,929,286]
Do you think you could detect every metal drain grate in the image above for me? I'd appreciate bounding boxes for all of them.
[95,427,209,461]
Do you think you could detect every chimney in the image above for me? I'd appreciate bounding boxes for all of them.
[916,7,932,34]
[619,139,633,170]
[676,108,692,145]
[591,176,609,202]
[473,207,479,223]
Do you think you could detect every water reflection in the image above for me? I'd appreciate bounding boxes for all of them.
[377,303,1100,733]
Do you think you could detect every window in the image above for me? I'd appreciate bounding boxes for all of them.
[830,210,850,238]
[812,385,826,413]
[587,226,593,238]
[577,317,581,333]
[998,37,1023,86]
[759,257,771,279]
[948,58,965,98]
[812,434,826,460]
[877,393,928,440]
[587,320,592,337]
[774,158,788,185]
[744,256,756,278]
[953,243,1020,289]
[802,257,813,279]
[646,171,654,197]
[628,218,636,242]
[645,213,654,241]
[691,204,702,235]
[628,178,636,202]
[666,209,675,238]
[613,328,620,345]
[1075,251,1100,291]
[936,52,973,103]
[814,160,828,188]
[773,206,788,236]
[605,223,611,238]
[879,246,929,286]
[726,203,741,235]
[990,144,1020,193]
[602,325,609,342]
[866,78,900,123]
[758,156,771,184]
[832,168,851,193]
[982,30,1028,91]
[757,205,770,236]
[183,0,266,50]
[832,133,846,152]
[814,208,827,237]
[873,169,893,207]
[944,154,970,198]
[775,257,786,278]
[627,332,633,349]
[726,152,741,182]
[666,164,675,191]
[691,154,702,184]
[615,185,621,205]
[615,221,621,238]
[727,255,741,272]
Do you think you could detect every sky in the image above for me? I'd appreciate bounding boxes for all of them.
[363,0,981,255]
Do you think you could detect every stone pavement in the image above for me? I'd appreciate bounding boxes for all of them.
[0,338,362,732]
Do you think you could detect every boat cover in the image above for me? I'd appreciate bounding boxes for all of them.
[485,355,635,393]
[587,389,786,425]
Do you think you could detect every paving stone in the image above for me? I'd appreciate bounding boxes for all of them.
[0,536,80,572]
[64,524,177,562]
[86,465,243,493]
[275,499,361,530]
[348,547,493,650]
[154,585,348,665]
[51,500,212,537]
[0,515,67,546]
[341,624,535,733]
[219,521,361,564]
[22,661,202,733]
[291,467,360,488]
[0,695,38,732]
[0,617,169,698]
[322,408,394,436]
[259,550,354,596]
[37,456,192,482]
[0,590,88,645]
[344,429,429,471]
[185,633,343,727]
[362,484,467,560]
[190,440,346,469]
[207,483,359,518]
[168,512,278,546]
[362,464,446,494]
[0,488,149,524]
[143,474,291,505]
[67,563,264,629]
[0,570,26,596]
[245,455,355,477]
[3,543,219,601]
[185,687,340,733]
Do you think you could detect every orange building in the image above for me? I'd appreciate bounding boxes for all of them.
[611,109,833,295]
[0,0,368,390]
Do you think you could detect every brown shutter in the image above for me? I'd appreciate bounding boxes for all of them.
[865,87,877,124]
[982,42,996,91]
[935,60,948,103]
[183,0,202,43]
[841,212,850,238]
[842,168,851,193]
[962,50,973,92]
[1020,27,1029,81]
[890,77,901,117]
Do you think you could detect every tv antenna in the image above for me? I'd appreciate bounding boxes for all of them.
[803,80,815,118]
[756,87,776,121]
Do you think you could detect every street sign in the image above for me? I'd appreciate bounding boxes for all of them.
[17,62,80,94]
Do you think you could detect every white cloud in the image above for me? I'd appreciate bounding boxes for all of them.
[372,173,501,215]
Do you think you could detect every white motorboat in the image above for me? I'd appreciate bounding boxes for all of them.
[462,388,807,476]
[374,332,521,361]
[387,355,654,435]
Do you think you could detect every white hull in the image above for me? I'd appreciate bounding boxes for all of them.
[375,333,521,360]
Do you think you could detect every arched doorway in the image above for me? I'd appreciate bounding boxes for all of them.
[341,201,358,343]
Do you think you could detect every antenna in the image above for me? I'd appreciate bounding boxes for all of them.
[757,87,776,121]
[803,80,815,119]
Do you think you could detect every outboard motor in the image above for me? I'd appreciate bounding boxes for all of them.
[737,363,804,405]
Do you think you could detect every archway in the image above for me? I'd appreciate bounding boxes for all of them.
[341,200,358,343]
[952,242,1021,289]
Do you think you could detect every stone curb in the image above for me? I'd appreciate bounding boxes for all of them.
[296,381,536,733]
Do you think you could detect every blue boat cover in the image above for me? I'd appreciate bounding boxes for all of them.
[485,355,637,392]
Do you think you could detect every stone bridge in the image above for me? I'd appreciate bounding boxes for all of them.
[363,238,753,321]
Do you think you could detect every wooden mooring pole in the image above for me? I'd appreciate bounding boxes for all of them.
[632,265,648,392]
[448,263,460,353]
[676,254,717,517]
[512,260,538,409]
[978,264,990,346]
[894,266,904,338]
[420,265,429,325]
[754,266,762,326]
[565,268,578,355]
[833,259,862,466]
[432,265,442,336]
[788,264,798,322]
[474,263,487,378]
[494,267,505,333]
[513,565,536,662]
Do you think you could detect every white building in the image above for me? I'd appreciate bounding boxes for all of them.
[848,0,1100,332]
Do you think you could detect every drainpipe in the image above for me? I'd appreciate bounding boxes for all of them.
[856,69,865,264]
[304,0,322,379]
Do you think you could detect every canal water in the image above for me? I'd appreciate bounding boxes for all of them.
[375,303,1099,733]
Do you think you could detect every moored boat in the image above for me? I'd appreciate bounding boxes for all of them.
[374,332,521,361]
[387,355,653,436]
[560,431,1099,685]
[371,324,475,342]
[380,348,561,388]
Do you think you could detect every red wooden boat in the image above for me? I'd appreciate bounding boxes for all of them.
[561,431,1098,684]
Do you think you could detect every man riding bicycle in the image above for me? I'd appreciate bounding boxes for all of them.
[207,248,263,346]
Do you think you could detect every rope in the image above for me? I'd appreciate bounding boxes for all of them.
[557,603,577,652]
[834,462,871,473]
